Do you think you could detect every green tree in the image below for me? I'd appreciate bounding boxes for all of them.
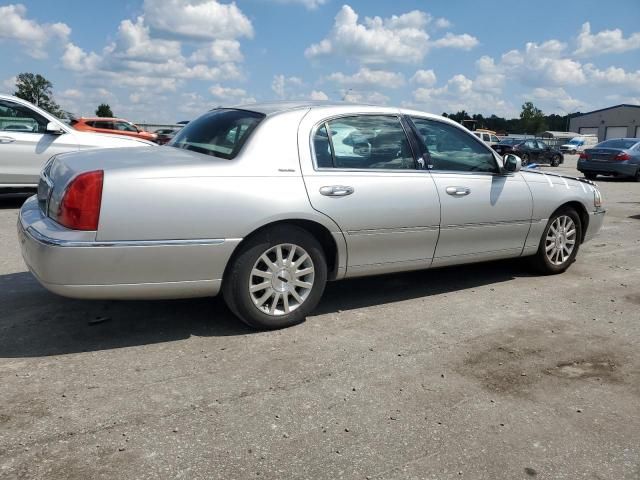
[13,73,65,118]
[520,101,547,134]
[95,103,114,117]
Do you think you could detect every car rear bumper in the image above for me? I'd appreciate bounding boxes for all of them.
[18,195,240,300]
[578,160,638,177]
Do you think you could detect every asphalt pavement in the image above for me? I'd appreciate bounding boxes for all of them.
[0,155,638,479]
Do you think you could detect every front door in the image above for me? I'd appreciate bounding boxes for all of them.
[298,111,441,277]
[0,99,77,186]
[409,116,533,267]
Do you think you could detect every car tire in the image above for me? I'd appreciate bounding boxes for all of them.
[584,172,597,180]
[570,149,576,155]
[521,154,529,166]
[528,207,582,275]
[222,225,328,330]
[632,169,640,182]
[550,155,561,167]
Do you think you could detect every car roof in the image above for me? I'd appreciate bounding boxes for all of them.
[231,101,372,116]
[78,117,129,122]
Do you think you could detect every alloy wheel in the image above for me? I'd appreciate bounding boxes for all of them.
[545,215,577,266]
[249,243,315,316]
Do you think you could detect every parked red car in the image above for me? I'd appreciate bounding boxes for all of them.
[71,117,157,142]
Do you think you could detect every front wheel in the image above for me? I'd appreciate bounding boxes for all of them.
[528,208,582,275]
[550,155,561,167]
[222,226,328,329]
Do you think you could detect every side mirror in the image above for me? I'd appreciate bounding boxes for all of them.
[503,153,522,173]
[45,122,64,135]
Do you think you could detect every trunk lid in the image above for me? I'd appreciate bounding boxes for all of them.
[584,147,625,162]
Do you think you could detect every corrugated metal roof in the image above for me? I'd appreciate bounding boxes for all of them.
[574,104,640,117]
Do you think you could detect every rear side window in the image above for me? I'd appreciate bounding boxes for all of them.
[170,109,264,159]
[410,117,498,173]
[313,115,416,170]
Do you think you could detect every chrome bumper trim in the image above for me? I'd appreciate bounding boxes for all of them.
[25,225,228,248]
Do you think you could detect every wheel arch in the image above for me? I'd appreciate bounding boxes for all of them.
[552,201,589,243]
[223,218,344,284]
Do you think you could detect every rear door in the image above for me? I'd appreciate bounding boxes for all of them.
[409,116,532,266]
[524,140,540,162]
[298,111,441,277]
[0,99,77,186]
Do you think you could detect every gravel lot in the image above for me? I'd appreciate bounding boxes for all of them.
[1,155,639,479]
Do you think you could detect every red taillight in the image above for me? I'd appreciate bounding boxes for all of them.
[57,170,103,230]
[579,152,590,160]
[614,152,631,161]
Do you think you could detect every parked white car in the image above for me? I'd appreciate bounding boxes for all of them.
[0,94,154,189]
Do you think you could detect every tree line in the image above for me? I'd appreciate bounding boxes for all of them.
[442,102,580,135]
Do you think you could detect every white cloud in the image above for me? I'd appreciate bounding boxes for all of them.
[434,18,451,29]
[473,56,505,94]
[305,5,430,64]
[271,75,304,98]
[326,68,405,88]
[409,73,515,117]
[310,90,329,101]
[112,17,182,63]
[432,32,479,50]
[2,76,17,93]
[574,22,640,57]
[143,0,253,41]
[62,43,101,71]
[342,90,389,105]
[0,4,70,58]
[410,69,437,86]
[305,6,476,64]
[189,40,243,63]
[268,0,328,9]
[583,64,640,92]
[527,87,584,113]
[209,84,248,99]
[498,40,586,87]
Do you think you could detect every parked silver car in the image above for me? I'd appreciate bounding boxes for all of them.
[0,94,154,189]
[18,102,606,329]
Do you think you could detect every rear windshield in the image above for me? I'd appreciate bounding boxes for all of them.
[169,109,265,159]
[596,139,638,149]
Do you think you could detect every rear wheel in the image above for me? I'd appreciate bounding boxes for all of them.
[222,226,327,330]
[583,172,597,180]
[550,155,561,167]
[528,208,582,275]
[632,169,640,182]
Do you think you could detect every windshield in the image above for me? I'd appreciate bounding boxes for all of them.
[169,109,264,159]
[568,138,583,145]
[596,139,638,149]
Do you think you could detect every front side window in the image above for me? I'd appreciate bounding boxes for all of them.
[536,140,548,149]
[410,117,498,173]
[314,115,415,170]
[170,109,264,159]
[524,140,536,149]
[114,121,138,132]
[0,100,47,133]
[490,135,500,143]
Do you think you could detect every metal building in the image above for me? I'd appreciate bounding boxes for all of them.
[569,104,640,142]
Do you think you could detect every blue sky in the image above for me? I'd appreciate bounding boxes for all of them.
[1,0,639,123]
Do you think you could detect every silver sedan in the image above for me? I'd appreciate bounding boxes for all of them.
[18,102,606,329]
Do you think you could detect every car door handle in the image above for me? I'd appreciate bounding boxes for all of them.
[319,185,354,197]
[0,136,16,144]
[445,186,471,196]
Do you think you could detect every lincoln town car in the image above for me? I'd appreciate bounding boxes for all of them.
[18,102,606,329]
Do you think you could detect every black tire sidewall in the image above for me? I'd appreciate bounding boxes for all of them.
[534,208,582,274]
[223,226,328,330]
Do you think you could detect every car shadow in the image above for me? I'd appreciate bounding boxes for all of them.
[0,260,531,358]
[0,192,32,209]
